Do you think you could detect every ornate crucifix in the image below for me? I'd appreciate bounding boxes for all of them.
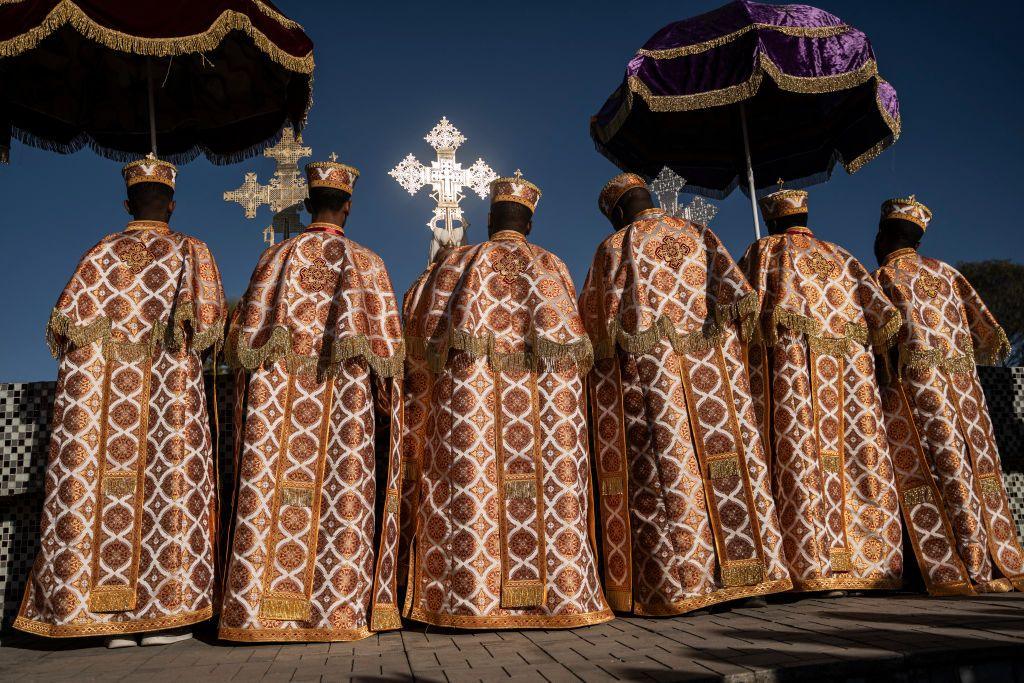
[647,167,719,227]
[389,116,497,262]
[224,125,312,246]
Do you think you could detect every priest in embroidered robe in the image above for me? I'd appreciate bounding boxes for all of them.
[401,171,613,629]
[873,196,1024,595]
[218,158,406,642]
[738,188,904,592]
[578,173,792,615]
[15,157,226,645]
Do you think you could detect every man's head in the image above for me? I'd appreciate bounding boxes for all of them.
[598,173,649,229]
[304,158,360,228]
[487,171,542,237]
[304,187,352,227]
[123,182,175,222]
[874,196,931,265]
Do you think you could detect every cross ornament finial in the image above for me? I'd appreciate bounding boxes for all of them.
[328,152,338,162]
[389,116,497,263]
[648,166,720,227]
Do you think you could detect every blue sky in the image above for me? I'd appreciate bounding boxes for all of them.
[1,1,1021,381]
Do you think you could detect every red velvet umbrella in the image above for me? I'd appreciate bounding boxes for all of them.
[0,0,314,164]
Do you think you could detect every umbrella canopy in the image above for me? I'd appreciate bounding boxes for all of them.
[590,0,900,199]
[0,0,314,164]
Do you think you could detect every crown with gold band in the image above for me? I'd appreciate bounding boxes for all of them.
[880,194,932,230]
[758,179,808,221]
[598,172,647,217]
[490,169,541,212]
[122,153,177,190]
[305,153,359,194]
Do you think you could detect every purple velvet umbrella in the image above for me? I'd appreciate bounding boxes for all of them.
[590,0,900,236]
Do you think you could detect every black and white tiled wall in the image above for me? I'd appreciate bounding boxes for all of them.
[3,369,1024,630]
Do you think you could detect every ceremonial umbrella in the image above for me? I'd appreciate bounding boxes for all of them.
[0,0,314,164]
[590,0,900,237]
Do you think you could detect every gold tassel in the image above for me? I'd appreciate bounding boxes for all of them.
[501,582,546,608]
[605,589,631,612]
[870,310,903,351]
[708,456,739,480]
[505,479,536,500]
[829,549,853,572]
[102,474,136,497]
[88,586,136,613]
[260,596,311,621]
[721,562,764,587]
[600,477,624,496]
[369,604,402,631]
[903,485,933,507]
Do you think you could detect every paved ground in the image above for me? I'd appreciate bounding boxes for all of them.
[2,593,1023,682]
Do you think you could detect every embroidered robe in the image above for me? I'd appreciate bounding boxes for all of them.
[218,225,405,642]
[401,231,613,629]
[739,227,904,591]
[578,209,791,615]
[16,221,226,638]
[874,249,1024,594]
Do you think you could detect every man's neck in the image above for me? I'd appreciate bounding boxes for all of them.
[311,213,346,228]
[489,226,527,237]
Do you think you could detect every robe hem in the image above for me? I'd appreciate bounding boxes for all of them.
[791,577,902,592]
[217,625,374,643]
[13,605,212,638]
[631,578,793,617]
[407,606,613,630]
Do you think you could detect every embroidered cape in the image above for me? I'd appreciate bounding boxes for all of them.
[875,249,1024,594]
[401,231,612,629]
[218,227,405,642]
[578,210,792,614]
[739,228,904,591]
[16,223,226,638]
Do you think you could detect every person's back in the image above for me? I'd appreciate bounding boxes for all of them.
[401,171,612,629]
[16,156,226,648]
[579,173,791,616]
[873,196,1024,594]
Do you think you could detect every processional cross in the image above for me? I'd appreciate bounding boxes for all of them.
[389,116,497,262]
[648,167,719,227]
[224,126,312,246]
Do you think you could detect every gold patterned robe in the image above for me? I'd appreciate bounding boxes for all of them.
[218,225,405,642]
[401,230,613,629]
[578,209,792,615]
[16,221,226,638]
[874,249,1024,594]
[739,227,903,591]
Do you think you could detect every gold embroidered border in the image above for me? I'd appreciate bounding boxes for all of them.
[218,625,373,643]
[87,585,136,613]
[406,328,593,375]
[0,1,314,74]
[829,549,853,572]
[637,24,850,59]
[368,604,402,632]
[978,475,1002,496]
[407,607,614,631]
[230,324,405,379]
[633,578,793,617]
[14,606,213,638]
[47,307,225,361]
[722,561,765,587]
[792,577,902,592]
[592,291,759,361]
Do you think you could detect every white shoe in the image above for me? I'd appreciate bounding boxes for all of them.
[106,636,138,649]
[140,628,192,646]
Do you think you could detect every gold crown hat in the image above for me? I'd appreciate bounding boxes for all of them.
[880,194,932,230]
[598,172,647,217]
[122,153,177,190]
[490,169,542,212]
[758,188,809,221]
[305,154,360,194]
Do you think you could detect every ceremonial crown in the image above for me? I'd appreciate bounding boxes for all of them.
[305,155,359,194]
[880,195,932,230]
[758,188,808,220]
[490,170,541,213]
[122,153,177,190]
[598,172,647,217]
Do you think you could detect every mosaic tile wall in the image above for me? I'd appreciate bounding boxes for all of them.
[2,369,1024,630]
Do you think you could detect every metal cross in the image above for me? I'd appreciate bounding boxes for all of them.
[224,125,312,246]
[389,116,497,262]
[648,166,719,227]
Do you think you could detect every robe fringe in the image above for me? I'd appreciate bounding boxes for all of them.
[406,329,594,375]
[754,306,902,358]
[227,325,406,379]
[591,291,759,361]
[896,326,1011,376]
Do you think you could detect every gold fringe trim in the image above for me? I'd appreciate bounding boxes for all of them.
[229,324,406,379]
[47,307,225,361]
[870,310,902,350]
[260,595,311,622]
[978,326,1012,366]
[592,291,758,361]
[898,346,976,376]
[87,586,136,613]
[0,1,314,75]
[369,604,402,632]
[759,306,899,358]
[600,477,624,496]
[501,583,546,609]
[595,54,898,175]
[254,0,301,30]
[406,329,593,376]
[637,23,850,59]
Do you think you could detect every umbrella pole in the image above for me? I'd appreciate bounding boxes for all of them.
[740,103,760,239]
[146,58,158,157]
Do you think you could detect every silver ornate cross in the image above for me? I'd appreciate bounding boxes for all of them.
[648,167,719,227]
[224,125,312,246]
[389,116,497,262]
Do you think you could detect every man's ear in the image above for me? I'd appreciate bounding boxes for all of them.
[123,199,132,215]
[167,199,176,217]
